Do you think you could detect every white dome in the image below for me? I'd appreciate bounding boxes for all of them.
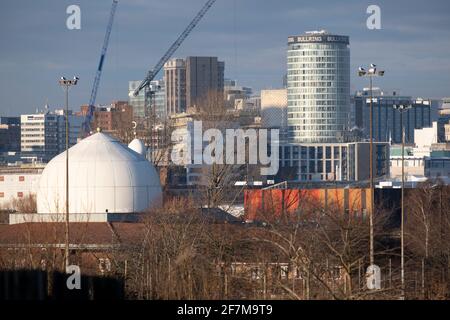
[37,132,162,215]
[128,138,146,156]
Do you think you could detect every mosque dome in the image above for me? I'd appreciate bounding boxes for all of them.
[37,132,162,215]
[128,138,146,156]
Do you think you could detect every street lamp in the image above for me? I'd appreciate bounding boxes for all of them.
[358,64,384,269]
[393,103,412,299]
[58,76,79,271]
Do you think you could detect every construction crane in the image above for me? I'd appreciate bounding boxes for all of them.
[82,0,118,135]
[131,0,216,99]
[131,0,216,161]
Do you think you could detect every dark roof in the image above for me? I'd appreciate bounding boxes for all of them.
[200,208,243,224]
[0,222,145,247]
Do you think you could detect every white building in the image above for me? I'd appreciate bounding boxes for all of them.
[279,142,390,182]
[20,110,83,162]
[261,89,288,130]
[0,166,44,209]
[10,132,162,224]
[413,121,438,157]
[389,146,425,179]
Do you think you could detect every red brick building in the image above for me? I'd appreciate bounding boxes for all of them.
[79,101,133,142]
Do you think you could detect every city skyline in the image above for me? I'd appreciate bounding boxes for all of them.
[1,0,450,116]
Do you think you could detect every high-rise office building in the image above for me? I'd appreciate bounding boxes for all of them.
[164,58,187,115]
[153,80,166,120]
[354,89,432,144]
[164,57,225,116]
[128,80,146,118]
[287,30,350,143]
[185,56,224,108]
[20,110,82,162]
[0,117,20,152]
[128,80,165,120]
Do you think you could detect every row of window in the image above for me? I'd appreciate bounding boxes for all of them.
[288,87,348,94]
[288,117,346,124]
[288,69,338,75]
[288,94,342,100]
[288,57,347,63]
[288,44,348,50]
[0,192,24,198]
[289,125,345,132]
[288,106,347,112]
[0,176,25,182]
[288,63,344,69]
[289,100,348,107]
[288,76,346,82]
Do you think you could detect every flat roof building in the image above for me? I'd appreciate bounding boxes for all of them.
[354,90,432,144]
[20,110,82,163]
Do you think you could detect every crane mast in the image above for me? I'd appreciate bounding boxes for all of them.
[132,0,217,97]
[82,0,118,135]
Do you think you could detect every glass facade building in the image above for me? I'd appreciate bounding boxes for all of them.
[354,90,432,144]
[287,31,350,143]
[278,142,389,182]
[128,80,146,119]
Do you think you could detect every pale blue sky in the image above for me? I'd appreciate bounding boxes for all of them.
[1,0,450,115]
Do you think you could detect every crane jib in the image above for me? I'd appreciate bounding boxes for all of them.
[81,0,118,137]
[98,55,105,72]
[134,0,217,96]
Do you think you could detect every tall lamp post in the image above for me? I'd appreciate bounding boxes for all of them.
[393,103,412,299]
[59,76,79,271]
[358,64,384,268]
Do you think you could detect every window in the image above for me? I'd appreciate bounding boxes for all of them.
[0,192,4,198]
[17,192,23,198]
[280,264,289,280]
[0,176,4,182]
[19,176,25,182]
[99,258,111,273]
[326,146,332,159]
[251,267,263,280]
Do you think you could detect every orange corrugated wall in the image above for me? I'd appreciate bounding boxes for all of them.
[244,188,373,220]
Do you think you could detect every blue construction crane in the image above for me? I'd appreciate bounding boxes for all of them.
[131,0,217,99]
[82,0,118,135]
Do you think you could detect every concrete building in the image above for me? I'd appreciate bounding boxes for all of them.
[20,110,83,163]
[354,89,432,144]
[438,98,450,140]
[388,122,440,180]
[164,56,225,116]
[278,141,389,182]
[445,122,450,142]
[389,146,425,179]
[224,79,252,109]
[234,96,261,111]
[164,58,187,115]
[0,117,20,152]
[287,30,350,143]
[0,165,44,209]
[79,101,133,140]
[413,121,438,157]
[186,56,224,109]
[261,89,288,129]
